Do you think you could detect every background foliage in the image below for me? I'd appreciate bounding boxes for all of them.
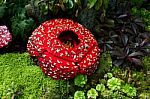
[0,0,150,98]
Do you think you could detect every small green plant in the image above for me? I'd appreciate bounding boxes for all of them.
[74,91,86,99]
[107,77,122,91]
[104,72,113,79]
[96,84,105,92]
[74,74,87,87]
[111,65,150,98]
[100,73,137,98]
[72,52,138,99]
[122,84,137,97]
[139,92,150,99]
[87,88,98,99]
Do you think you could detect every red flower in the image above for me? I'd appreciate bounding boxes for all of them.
[0,26,12,48]
[27,19,100,80]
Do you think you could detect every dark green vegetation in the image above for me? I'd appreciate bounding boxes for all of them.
[0,0,150,99]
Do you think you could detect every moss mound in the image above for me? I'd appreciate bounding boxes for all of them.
[0,53,67,99]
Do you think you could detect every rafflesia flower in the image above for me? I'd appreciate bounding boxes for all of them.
[0,26,12,48]
[27,19,100,80]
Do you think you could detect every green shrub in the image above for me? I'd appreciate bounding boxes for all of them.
[0,0,6,18]
[0,53,67,99]
[96,84,105,92]
[74,91,86,99]
[87,88,98,99]
[107,77,122,91]
[131,7,150,31]
[11,9,36,42]
[74,75,87,87]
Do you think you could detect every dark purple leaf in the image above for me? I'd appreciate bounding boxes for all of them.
[113,60,124,66]
[117,14,127,18]
[116,19,124,24]
[141,49,150,54]
[135,22,145,28]
[131,23,137,34]
[106,44,113,50]
[134,18,145,27]
[134,18,143,23]
[129,52,144,57]
[111,34,118,38]
[132,43,139,48]
[145,43,150,47]
[140,39,147,47]
[131,58,143,66]
[125,28,133,34]
[111,50,123,56]
[106,41,114,44]
[122,35,128,46]
[117,56,126,59]
[140,39,150,47]
[125,47,130,55]
[139,33,150,39]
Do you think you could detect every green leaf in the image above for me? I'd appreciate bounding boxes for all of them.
[129,52,144,57]
[122,84,137,97]
[74,91,86,99]
[0,6,5,18]
[68,0,73,9]
[139,92,150,99]
[101,90,112,98]
[146,25,150,31]
[87,0,97,9]
[96,84,105,92]
[63,0,68,3]
[131,7,138,15]
[94,0,102,10]
[74,0,81,6]
[103,0,109,9]
[106,73,113,78]
[87,88,98,99]
[34,0,40,7]
[107,77,122,91]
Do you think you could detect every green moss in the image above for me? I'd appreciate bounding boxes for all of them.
[0,53,67,99]
[142,56,150,96]
[96,52,112,75]
[143,55,150,72]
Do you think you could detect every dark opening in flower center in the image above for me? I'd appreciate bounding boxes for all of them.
[58,30,80,48]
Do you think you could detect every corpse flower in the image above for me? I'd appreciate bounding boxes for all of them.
[27,19,100,80]
[0,26,12,48]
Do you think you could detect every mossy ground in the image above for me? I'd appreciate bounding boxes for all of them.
[0,53,68,99]
[0,52,150,99]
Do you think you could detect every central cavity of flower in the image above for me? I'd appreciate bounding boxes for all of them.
[58,30,80,48]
